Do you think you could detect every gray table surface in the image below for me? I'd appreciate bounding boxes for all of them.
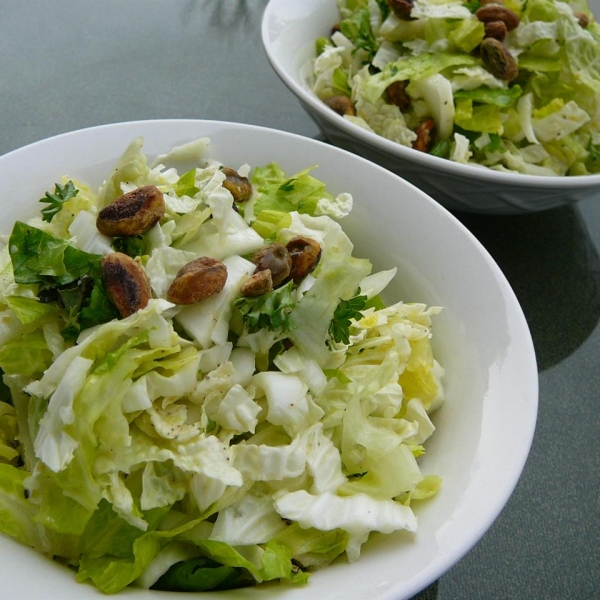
[1,1,598,599]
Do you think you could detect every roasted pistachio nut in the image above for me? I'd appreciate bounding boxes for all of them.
[388,0,415,20]
[412,118,436,153]
[480,38,519,81]
[384,80,411,111]
[240,269,273,297]
[167,257,227,305]
[221,167,253,203]
[286,236,322,283]
[574,11,590,28]
[251,243,292,287]
[97,185,165,237]
[484,20,508,41]
[475,5,520,31]
[323,95,356,117]
[101,252,152,318]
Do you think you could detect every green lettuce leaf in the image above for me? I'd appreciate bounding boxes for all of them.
[274,522,348,568]
[363,52,478,103]
[251,164,335,217]
[8,222,119,338]
[9,221,100,286]
[152,556,255,592]
[251,209,293,239]
[5,295,60,326]
[0,463,80,558]
[173,169,200,198]
[0,330,53,377]
[79,499,170,559]
[76,531,165,593]
[454,84,523,107]
[180,538,309,585]
[0,401,18,463]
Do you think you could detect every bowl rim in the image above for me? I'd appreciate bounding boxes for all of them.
[0,118,539,600]
[261,0,600,190]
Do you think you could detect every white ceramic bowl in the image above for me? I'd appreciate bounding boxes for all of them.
[261,0,600,215]
[0,120,538,599]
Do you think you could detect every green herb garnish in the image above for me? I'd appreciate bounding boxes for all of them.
[112,234,146,258]
[39,180,79,222]
[329,294,368,344]
[234,280,296,333]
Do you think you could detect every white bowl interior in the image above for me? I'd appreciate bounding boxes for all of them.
[0,120,538,599]
[261,0,600,214]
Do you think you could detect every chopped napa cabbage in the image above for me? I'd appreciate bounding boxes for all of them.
[450,132,473,163]
[68,210,113,255]
[97,137,150,207]
[0,402,18,464]
[211,491,287,545]
[411,73,455,139]
[253,371,324,437]
[153,137,210,167]
[352,66,418,147]
[214,384,261,434]
[175,255,255,348]
[532,100,591,142]
[273,490,417,562]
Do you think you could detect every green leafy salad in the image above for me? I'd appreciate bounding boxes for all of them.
[0,137,445,594]
[310,0,600,175]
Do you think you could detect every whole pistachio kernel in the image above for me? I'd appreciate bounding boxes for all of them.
[388,0,415,20]
[574,11,590,28]
[101,252,152,318]
[251,243,292,287]
[475,5,520,31]
[412,118,437,153]
[323,95,356,117]
[240,269,273,297]
[167,257,228,305]
[384,80,411,111]
[286,236,322,283]
[97,185,165,237]
[484,20,508,42]
[480,37,519,81]
[221,167,253,203]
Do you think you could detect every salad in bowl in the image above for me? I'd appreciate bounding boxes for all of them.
[0,120,538,599]
[262,0,600,212]
[0,133,445,593]
[310,0,600,176]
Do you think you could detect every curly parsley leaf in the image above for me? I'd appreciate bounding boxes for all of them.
[329,294,368,345]
[112,234,147,258]
[39,180,79,222]
[234,280,296,334]
[340,9,377,60]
